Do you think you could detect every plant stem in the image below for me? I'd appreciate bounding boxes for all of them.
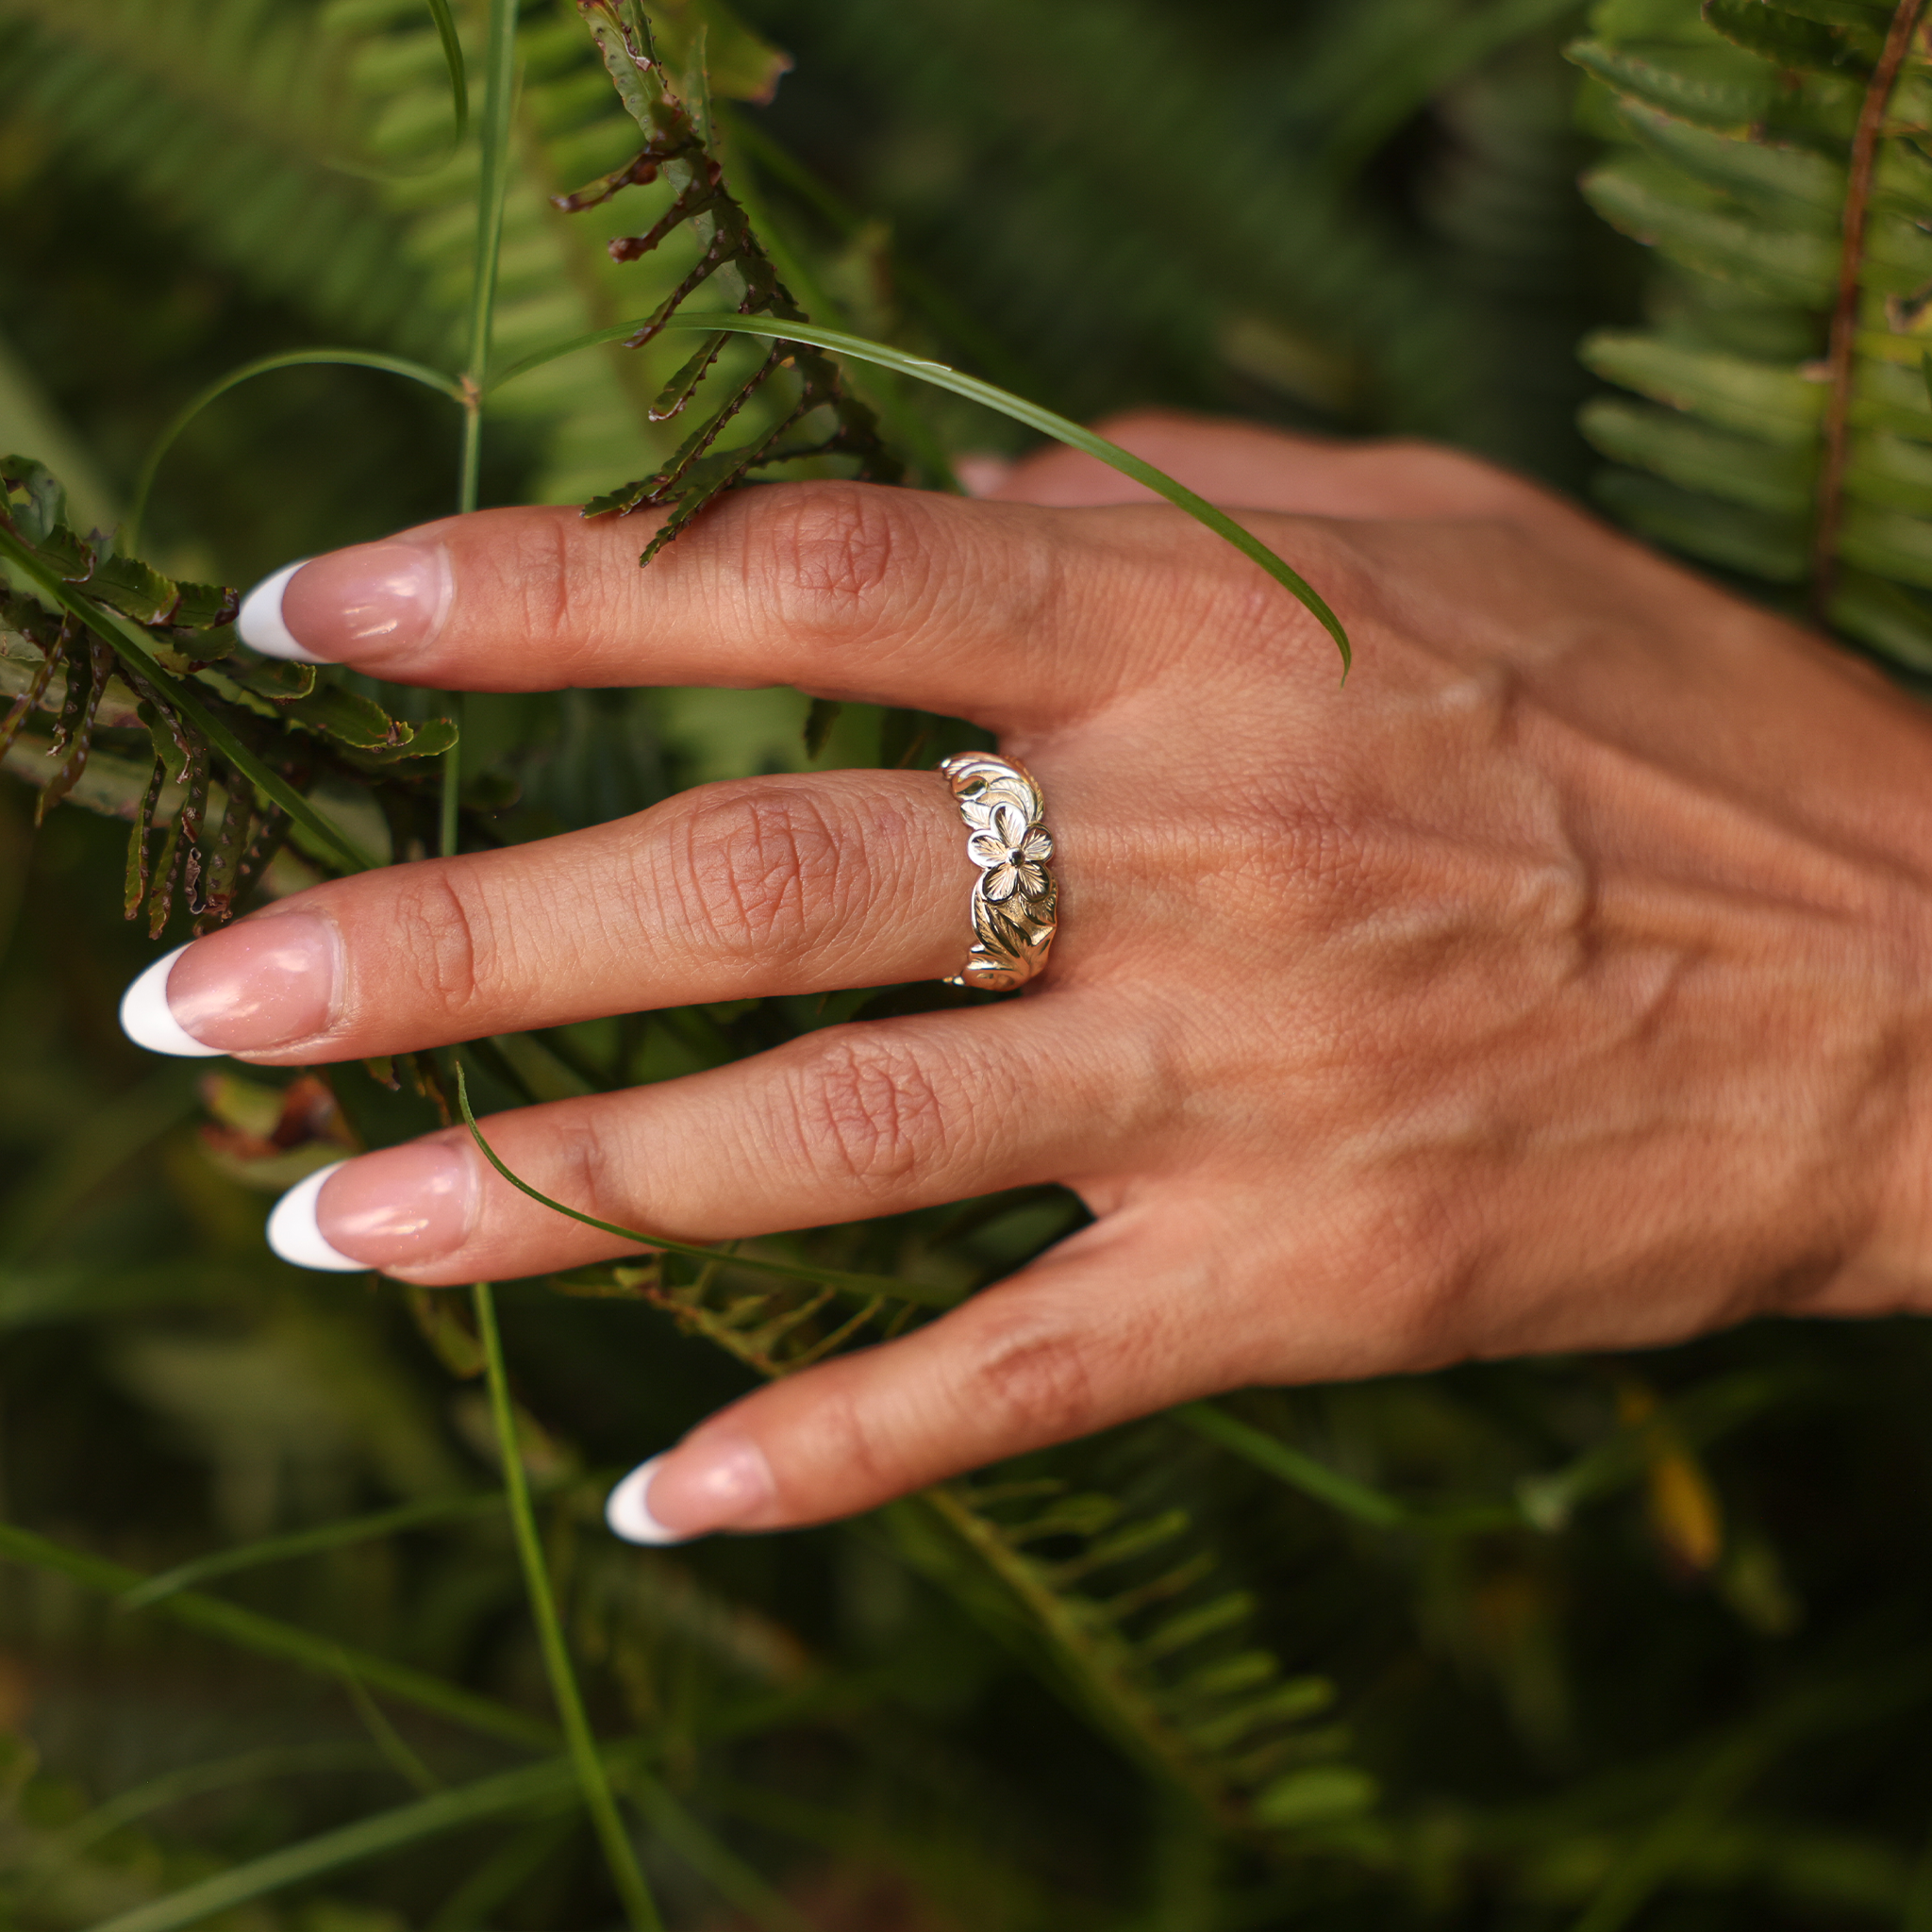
[472,1280,662,1932]
[445,0,518,848]
[460,0,520,515]
[1809,0,1928,616]
[447,20,652,1912]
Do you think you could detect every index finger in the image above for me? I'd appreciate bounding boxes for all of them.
[237,482,1294,729]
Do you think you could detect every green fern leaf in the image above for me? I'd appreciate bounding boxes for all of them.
[1576,0,1932,676]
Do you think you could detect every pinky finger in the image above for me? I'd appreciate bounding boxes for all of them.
[605,1206,1220,1543]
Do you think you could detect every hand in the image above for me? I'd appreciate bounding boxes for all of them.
[118,412,1932,1541]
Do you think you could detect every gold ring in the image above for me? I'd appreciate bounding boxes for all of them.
[940,751,1058,991]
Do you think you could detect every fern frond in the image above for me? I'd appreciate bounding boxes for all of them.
[0,0,441,354]
[891,1474,1378,1845]
[0,454,446,931]
[1573,0,1932,671]
[557,0,901,554]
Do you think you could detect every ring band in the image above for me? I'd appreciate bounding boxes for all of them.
[939,751,1058,991]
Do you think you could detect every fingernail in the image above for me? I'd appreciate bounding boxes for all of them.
[236,559,322,662]
[240,541,452,668]
[608,1438,774,1544]
[120,944,225,1058]
[606,1457,682,1544]
[267,1162,365,1272]
[270,1141,475,1273]
[124,913,338,1058]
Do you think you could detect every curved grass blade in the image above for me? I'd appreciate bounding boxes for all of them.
[325,0,473,183]
[473,1281,661,1932]
[455,1063,964,1307]
[120,1491,505,1608]
[425,0,470,150]
[0,1518,556,1751]
[488,316,1351,673]
[130,351,465,549]
[0,527,381,873]
[82,1757,584,1932]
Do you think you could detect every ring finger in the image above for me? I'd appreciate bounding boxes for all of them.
[122,766,999,1065]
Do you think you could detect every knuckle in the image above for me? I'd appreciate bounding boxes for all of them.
[552,1111,626,1228]
[657,781,852,966]
[508,511,583,649]
[746,482,920,638]
[783,1026,952,1190]
[962,1314,1100,1443]
[382,865,489,1017]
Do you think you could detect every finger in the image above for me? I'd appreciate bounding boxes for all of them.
[123,769,983,1062]
[238,481,1225,727]
[603,1208,1222,1540]
[988,408,1572,525]
[266,998,1148,1284]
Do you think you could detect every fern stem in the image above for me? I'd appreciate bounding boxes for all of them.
[471,1280,663,1931]
[1809,0,1928,615]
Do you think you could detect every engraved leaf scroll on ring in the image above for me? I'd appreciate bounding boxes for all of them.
[939,751,1058,992]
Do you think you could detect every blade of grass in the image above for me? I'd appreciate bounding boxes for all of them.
[424,1811,582,1932]
[129,350,464,550]
[0,526,380,872]
[425,0,470,149]
[338,1664,444,1796]
[1174,1402,1522,1535]
[22,1743,377,1892]
[0,1518,557,1751]
[81,1757,584,1932]
[623,1771,816,1932]
[120,1492,506,1608]
[0,1064,199,1261]
[717,109,1041,399]
[487,314,1351,672]
[714,130,961,494]
[455,1063,962,1307]
[472,1280,662,1932]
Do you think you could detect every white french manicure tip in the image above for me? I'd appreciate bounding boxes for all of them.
[607,1457,688,1545]
[267,1162,367,1273]
[119,944,225,1058]
[237,559,326,664]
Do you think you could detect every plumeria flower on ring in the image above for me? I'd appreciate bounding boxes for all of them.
[968,801,1056,903]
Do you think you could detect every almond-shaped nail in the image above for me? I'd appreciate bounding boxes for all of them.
[269,1141,476,1274]
[606,1457,684,1545]
[608,1439,774,1544]
[239,541,451,668]
[120,944,225,1058]
[267,1163,364,1272]
[325,1141,475,1268]
[121,913,339,1058]
[235,559,321,663]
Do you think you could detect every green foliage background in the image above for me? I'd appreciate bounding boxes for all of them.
[4,1,1932,1927]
